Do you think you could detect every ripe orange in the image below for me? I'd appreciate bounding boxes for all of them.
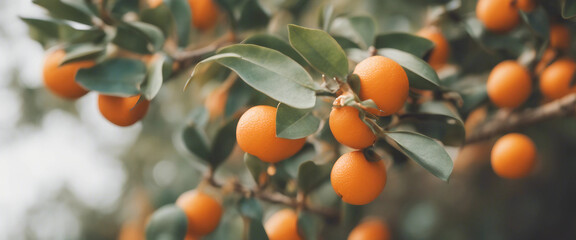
[417,27,450,70]
[354,56,409,116]
[176,190,223,237]
[348,218,390,240]
[491,133,536,179]
[43,49,94,99]
[205,86,228,120]
[486,60,532,108]
[264,209,302,240]
[236,105,307,163]
[188,0,219,30]
[549,24,571,50]
[540,59,576,100]
[147,0,163,8]
[517,0,535,12]
[329,106,376,149]
[331,151,387,205]
[476,0,520,33]
[98,94,150,127]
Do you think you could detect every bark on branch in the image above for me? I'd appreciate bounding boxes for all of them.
[465,94,576,144]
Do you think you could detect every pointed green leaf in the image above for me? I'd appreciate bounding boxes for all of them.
[378,48,441,90]
[297,211,322,240]
[210,118,239,168]
[61,44,105,65]
[32,0,94,25]
[288,24,349,79]
[113,22,165,54]
[331,16,376,49]
[164,0,191,47]
[386,131,453,181]
[297,161,332,193]
[276,145,316,179]
[145,205,188,240]
[243,34,309,67]
[187,44,317,109]
[140,4,173,37]
[126,21,165,52]
[276,104,320,139]
[397,114,465,146]
[76,58,146,96]
[374,33,435,58]
[182,124,211,160]
[142,55,166,100]
[562,0,576,19]
[238,197,264,220]
[520,7,550,38]
[244,153,268,184]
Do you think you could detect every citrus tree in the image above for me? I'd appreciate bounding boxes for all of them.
[21,0,576,239]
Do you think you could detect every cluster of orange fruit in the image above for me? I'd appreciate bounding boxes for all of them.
[42,0,223,127]
[43,49,150,127]
[173,188,390,239]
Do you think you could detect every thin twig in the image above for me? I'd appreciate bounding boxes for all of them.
[204,170,339,220]
[465,94,576,144]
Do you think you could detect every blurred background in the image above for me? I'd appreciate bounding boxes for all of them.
[3,0,576,239]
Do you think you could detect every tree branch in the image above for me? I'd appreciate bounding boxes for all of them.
[204,169,339,220]
[465,94,576,144]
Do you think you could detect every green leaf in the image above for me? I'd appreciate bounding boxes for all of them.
[113,22,165,54]
[187,44,317,109]
[520,7,550,38]
[225,79,254,117]
[378,48,441,90]
[62,44,105,65]
[238,197,263,220]
[145,205,188,240]
[140,4,173,37]
[297,161,332,193]
[397,114,465,146]
[20,17,61,45]
[182,124,211,160]
[333,36,361,49]
[243,34,309,67]
[32,0,94,25]
[386,131,453,181]
[237,0,269,31]
[562,0,576,19]
[319,5,335,32]
[164,0,191,47]
[127,21,166,52]
[210,118,239,168]
[297,211,322,240]
[276,104,320,139]
[288,24,349,79]
[76,58,146,96]
[374,33,435,58]
[142,55,166,100]
[244,153,268,184]
[111,0,139,19]
[331,16,376,49]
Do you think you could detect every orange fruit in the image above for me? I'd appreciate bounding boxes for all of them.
[329,106,377,149]
[540,59,576,100]
[205,86,228,120]
[476,0,520,33]
[331,151,387,205]
[549,24,571,50]
[417,27,450,70]
[188,0,219,30]
[176,190,223,237]
[486,60,532,108]
[354,56,409,116]
[43,49,94,99]
[264,209,302,240]
[517,0,535,12]
[491,133,536,179]
[118,221,145,240]
[348,218,390,240]
[98,94,150,127]
[236,105,307,163]
[147,0,163,8]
